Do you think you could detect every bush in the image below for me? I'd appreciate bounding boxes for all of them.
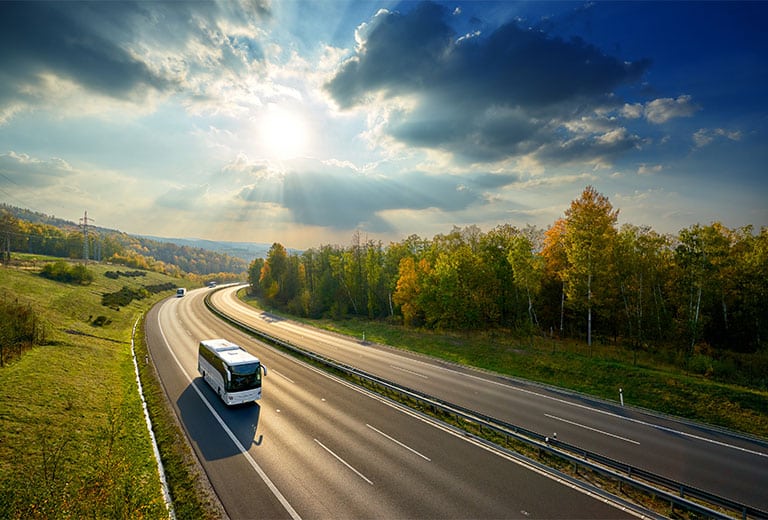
[92,315,111,327]
[40,260,93,285]
[104,270,147,279]
[101,286,149,308]
[144,282,176,294]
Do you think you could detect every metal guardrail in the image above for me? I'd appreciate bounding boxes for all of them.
[204,292,767,520]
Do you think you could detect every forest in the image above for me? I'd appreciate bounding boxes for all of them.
[248,187,768,387]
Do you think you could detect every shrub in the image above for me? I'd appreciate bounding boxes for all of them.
[101,286,149,308]
[92,316,111,327]
[40,260,93,285]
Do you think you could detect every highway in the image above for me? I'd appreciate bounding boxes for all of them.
[146,288,639,519]
[209,284,768,513]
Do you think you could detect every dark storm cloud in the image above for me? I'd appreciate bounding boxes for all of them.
[536,129,642,166]
[389,101,543,162]
[0,1,270,110]
[325,1,650,165]
[0,2,169,102]
[325,2,454,107]
[238,166,487,231]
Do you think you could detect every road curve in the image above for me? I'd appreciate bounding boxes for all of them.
[209,285,768,512]
[146,288,638,519]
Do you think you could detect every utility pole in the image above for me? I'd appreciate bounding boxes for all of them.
[79,210,94,262]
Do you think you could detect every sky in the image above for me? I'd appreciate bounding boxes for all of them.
[0,1,766,249]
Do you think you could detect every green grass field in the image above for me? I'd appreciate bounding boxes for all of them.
[244,294,768,439]
[0,256,216,519]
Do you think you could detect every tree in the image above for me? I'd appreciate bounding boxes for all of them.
[508,231,544,331]
[262,243,291,305]
[674,224,712,357]
[614,224,671,360]
[735,226,768,352]
[542,218,568,335]
[393,256,425,327]
[364,240,387,318]
[562,186,619,348]
[479,225,519,326]
[247,258,265,296]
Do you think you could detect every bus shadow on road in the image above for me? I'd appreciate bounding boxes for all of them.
[176,380,262,461]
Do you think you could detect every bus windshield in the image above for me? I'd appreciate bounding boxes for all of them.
[228,362,262,392]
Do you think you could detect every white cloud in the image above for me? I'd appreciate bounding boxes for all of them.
[620,103,644,119]
[0,151,74,187]
[596,127,629,145]
[563,115,617,135]
[644,95,699,124]
[693,127,743,148]
[637,163,663,175]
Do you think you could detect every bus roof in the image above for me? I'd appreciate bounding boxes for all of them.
[200,339,260,365]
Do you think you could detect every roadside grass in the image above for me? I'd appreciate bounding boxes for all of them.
[245,294,768,439]
[0,256,215,519]
[133,314,225,520]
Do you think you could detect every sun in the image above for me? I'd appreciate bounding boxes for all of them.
[258,104,310,160]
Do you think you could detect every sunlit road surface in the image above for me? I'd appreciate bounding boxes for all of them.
[210,285,768,512]
[146,288,639,519]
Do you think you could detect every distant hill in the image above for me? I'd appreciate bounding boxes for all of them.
[1,204,302,263]
[1,204,122,235]
[136,236,301,262]
[0,203,259,275]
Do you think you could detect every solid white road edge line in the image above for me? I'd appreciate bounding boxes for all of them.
[132,317,176,520]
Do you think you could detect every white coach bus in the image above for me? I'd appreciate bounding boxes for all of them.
[198,339,267,405]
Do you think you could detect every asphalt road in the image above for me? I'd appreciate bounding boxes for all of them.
[209,285,768,512]
[146,289,639,519]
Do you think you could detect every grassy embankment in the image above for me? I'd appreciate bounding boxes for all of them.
[0,255,219,519]
[241,293,768,439]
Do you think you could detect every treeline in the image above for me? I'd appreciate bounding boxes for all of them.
[0,204,248,275]
[249,187,767,381]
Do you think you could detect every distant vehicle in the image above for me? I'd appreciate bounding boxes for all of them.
[176,287,187,297]
[198,339,267,406]
[207,281,217,288]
